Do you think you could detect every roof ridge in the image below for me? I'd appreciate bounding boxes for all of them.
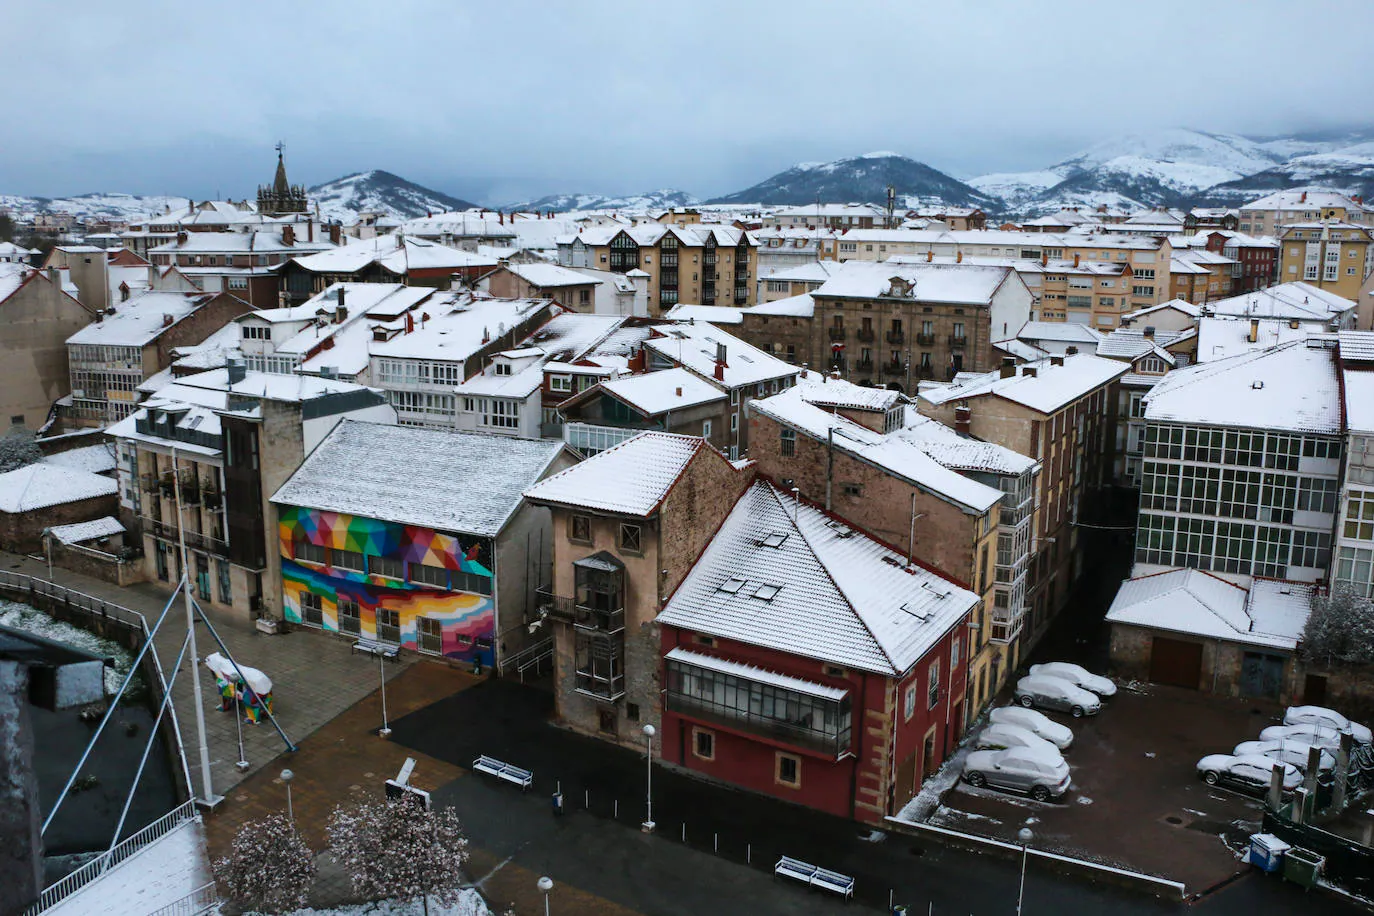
[765,484,899,674]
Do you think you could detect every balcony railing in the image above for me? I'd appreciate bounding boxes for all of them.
[536,587,625,633]
[884,360,906,375]
[916,332,936,346]
[886,330,905,345]
[828,327,847,341]
[990,604,1026,645]
[855,359,874,373]
[856,327,875,342]
[948,334,968,347]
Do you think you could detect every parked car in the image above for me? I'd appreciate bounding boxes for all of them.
[1028,662,1117,698]
[1259,723,1343,752]
[1196,754,1301,796]
[1014,675,1102,718]
[1283,706,1372,745]
[963,747,1071,802]
[989,705,1074,750]
[974,723,1061,757]
[1233,739,1335,773]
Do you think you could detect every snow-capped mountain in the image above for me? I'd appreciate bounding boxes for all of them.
[1055,129,1281,179]
[0,192,193,224]
[708,152,997,208]
[505,188,698,213]
[1202,142,1374,204]
[307,170,476,222]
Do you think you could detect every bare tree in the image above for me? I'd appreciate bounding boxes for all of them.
[326,797,469,915]
[212,813,316,913]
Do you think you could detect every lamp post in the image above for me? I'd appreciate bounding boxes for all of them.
[1017,827,1033,916]
[281,768,295,824]
[378,652,391,738]
[642,723,655,833]
[537,876,553,916]
[234,689,249,771]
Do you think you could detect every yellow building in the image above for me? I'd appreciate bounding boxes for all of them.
[1239,189,1372,238]
[1277,221,1374,301]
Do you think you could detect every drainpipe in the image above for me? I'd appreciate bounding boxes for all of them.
[826,426,834,511]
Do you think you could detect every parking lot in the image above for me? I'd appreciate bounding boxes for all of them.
[928,681,1287,893]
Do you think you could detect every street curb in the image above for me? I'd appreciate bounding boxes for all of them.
[883,815,1188,902]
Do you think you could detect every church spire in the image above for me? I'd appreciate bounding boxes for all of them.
[273,141,290,196]
[258,142,308,217]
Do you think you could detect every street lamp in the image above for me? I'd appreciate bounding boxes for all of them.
[281,768,295,824]
[537,876,553,916]
[1017,826,1033,916]
[642,723,656,833]
[378,652,391,738]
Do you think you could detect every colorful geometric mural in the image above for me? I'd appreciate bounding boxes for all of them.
[278,506,497,667]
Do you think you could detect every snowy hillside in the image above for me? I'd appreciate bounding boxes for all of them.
[709,152,997,208]
[308,170,476,222]
[1202,143,1374,203]
[1055,129,1281,178]
[0,192,192,224]
[506,188,698,213]
[968,168,1073,212]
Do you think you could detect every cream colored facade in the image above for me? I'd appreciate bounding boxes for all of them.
[1277,221,1374,301]
[1238,190,1372,237]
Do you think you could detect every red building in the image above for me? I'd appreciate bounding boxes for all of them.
[1198,230,1277,294]
[657,480,978,823]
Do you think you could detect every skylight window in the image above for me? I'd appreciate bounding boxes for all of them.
[719,577,745,594]
[760,533,788,548]
[753,584,781,601]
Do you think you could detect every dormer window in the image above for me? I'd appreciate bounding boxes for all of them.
[495,363,512,376]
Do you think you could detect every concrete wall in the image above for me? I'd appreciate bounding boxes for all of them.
[0,273,93,429]
[0,494,120,554]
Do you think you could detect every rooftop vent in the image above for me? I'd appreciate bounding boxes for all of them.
[1252,380,1264,390]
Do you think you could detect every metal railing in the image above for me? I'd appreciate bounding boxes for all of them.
[886,330,905,345]
[0,571,147,630]
[916,332,936,346]
[25,801,200,916]
[856,327,875,342]
[147,882,218,916]
[947,334,968,347]
[501,636,554,679]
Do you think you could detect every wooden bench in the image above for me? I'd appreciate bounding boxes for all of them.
[774,856,854,900]
[472,754,533,791]
[352,639,399,659]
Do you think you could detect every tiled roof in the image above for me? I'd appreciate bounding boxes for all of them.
[523,431,703,516]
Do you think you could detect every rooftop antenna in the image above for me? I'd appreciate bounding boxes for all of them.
[886,185,897,229]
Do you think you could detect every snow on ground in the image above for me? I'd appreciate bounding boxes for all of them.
[263,889,491,916]
[893,735,977,823]
[0,600,135,694]
[46,819,210,916]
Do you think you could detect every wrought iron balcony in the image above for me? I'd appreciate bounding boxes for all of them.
[916,332,936,346]
[828,327,847,341]
[884,360,906,375]
[886,330,905,345]
[535,587,625,633]
[948,334,968,347]
[856,328,875,342]
[855,359,874,373]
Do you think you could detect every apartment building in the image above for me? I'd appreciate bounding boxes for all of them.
[278,235,497,305]
[759,260,840,303]
[148,225,337,307]
[272,421,571,670]
[768,203,885,230]
[1094,324,1198,487]
[1333,331,1374,599]
[1205,281,1358,329]
[754,228,841,280]
[523,432,755,748]
[1169,249,1236,304]
[808,261,1034,387]
[105,365,396,620]
[1185,231,1277,294]
[66,290,251,425]
[918,354,1128,642]
[1276,221,1374,301]
[558,225,759,312]
[1134,339,1343,585]
[482,263,601,312]
[1238,189,1371,237]
[0,264,94,430]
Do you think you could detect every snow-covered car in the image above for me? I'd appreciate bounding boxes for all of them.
[1259,723,1343,752]
[1283,706,1372,745]
[963,747,1071,802]
[1196,754,1301,796]
[1233,739,1335,773]
[1014,675,1102,718]
[989,705,1074,750]
[974,723,1061,757]
[1028,662,1117,698]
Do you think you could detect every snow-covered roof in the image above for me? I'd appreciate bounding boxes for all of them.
[523,431,706,516]
[0,263,36,304]
[1196,316,1323,362]
[796,369,903,412]
[1106,568,1309,651]
[369,294,552,361]
[1342,367,1374,433]
[895,414,1038,476]
[271,420,565,537]
[920,353,1128,415]
[664,304,744,325]
[658,482,979,675]
[149,228,334,255]
[66,291,221,347]
[664,646,848,700]
[1016,321,1105,344]
[1143,339,1341,434]
[504,262,601,288]
[596,368,726,415]
[814,260,1014,305]
[453,360,546,398]
[1096,327,1194,362]
[758,261,841,284]
[41,444,117,475]
[744,292,814,318]
[1240,189,1365,211]
[48,515,124,545]
[750,388,1000,512]
[572,224,752,248]
[0,464,117,513]
[644,322,797,389]
[1121,299,1203,321]
[993,338,1050,362]
[1206,282,1355,323]
[517,312,625,362]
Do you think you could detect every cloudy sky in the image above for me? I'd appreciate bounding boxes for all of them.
[3,0,1371,204]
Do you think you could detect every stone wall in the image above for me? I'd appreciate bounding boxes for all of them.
[0,494,120,554]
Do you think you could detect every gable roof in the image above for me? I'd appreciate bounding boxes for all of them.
[1206,282,1355,323]
[657,482,979,675]
[1106,568,1309,651]
[523,431,706,516]
[643,322,797,389]
[270,420,566,537]
[0,464,117,513]
[920,353,1128,415]
[597,368,726,416]
[813,260,1014,305]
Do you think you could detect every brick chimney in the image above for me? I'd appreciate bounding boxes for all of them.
[926,250,933,262]
[714,341,728,381]
[282,225,295,246]
[1249,318,1259,343]
[1050,355,1065,367]
[1073,253,1080,267]
[329,223,342,245]
[1022,366,1038,378]
[177,231,188,245]
[954,404,971,435]
[1143,325,1155,339]
[1000,357,1016,379]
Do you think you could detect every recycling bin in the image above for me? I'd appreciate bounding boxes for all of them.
[1282,847,1325,889]
[1249,833,1290,873]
